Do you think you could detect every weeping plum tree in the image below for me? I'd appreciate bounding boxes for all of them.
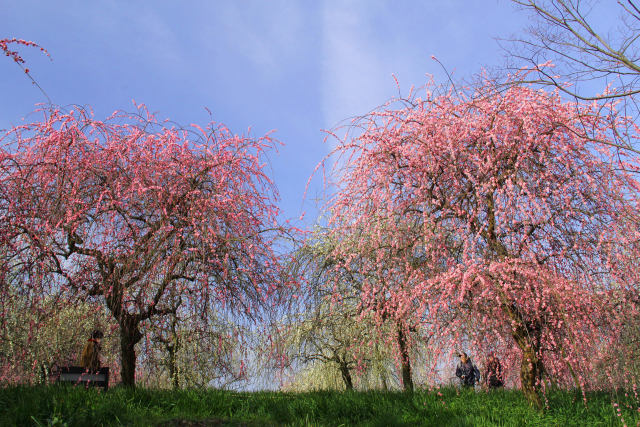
[0,106,293,386]
[324,77,640,407]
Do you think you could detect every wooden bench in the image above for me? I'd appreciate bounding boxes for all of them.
[56,366,109,390]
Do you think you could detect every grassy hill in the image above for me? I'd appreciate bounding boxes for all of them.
[1,385,637,426]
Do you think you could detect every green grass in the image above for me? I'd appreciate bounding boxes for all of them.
[0,385,638,426]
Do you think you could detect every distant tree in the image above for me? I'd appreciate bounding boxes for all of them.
[0,288,118,385]
[281,228,430,392]
[140,307,246,390]
[274,232,370,391]
[324,76,640,407]
[279,307,367,391]
[0,105,293,386]
[325,219,441,392]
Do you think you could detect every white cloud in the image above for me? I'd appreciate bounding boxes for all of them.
[321,0,393,132]
[80,1,186,68]
[210,2,305,75]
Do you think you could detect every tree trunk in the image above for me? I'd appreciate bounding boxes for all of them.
[338,360,354,390]
[169,317,180,390]
[119,316,143,387]
[512,318,544,409]
[168,343,179,390]
[106,282,144,387]
[380,371,388,391]
[39,363,50,385]
[519,345,543,409]
[490,199,543,408]
[397,323,413,392]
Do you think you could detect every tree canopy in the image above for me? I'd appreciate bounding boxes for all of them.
[322,78,640,406]
[0,105,295,386]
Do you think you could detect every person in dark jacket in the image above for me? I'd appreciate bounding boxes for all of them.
[80,329,103,372]
[483,352,504,389]
[455,352,480,387]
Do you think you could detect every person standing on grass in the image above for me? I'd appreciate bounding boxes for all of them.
[455,352,480,388]
[483,352,504,390]
[80,329,103,372]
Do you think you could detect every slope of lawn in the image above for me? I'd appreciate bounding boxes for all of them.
[1,385,637,426]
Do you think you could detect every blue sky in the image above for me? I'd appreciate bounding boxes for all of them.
[1,1,532,227]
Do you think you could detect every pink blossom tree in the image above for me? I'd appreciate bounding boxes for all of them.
[324,78,640,406]
[0,105,293,386]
